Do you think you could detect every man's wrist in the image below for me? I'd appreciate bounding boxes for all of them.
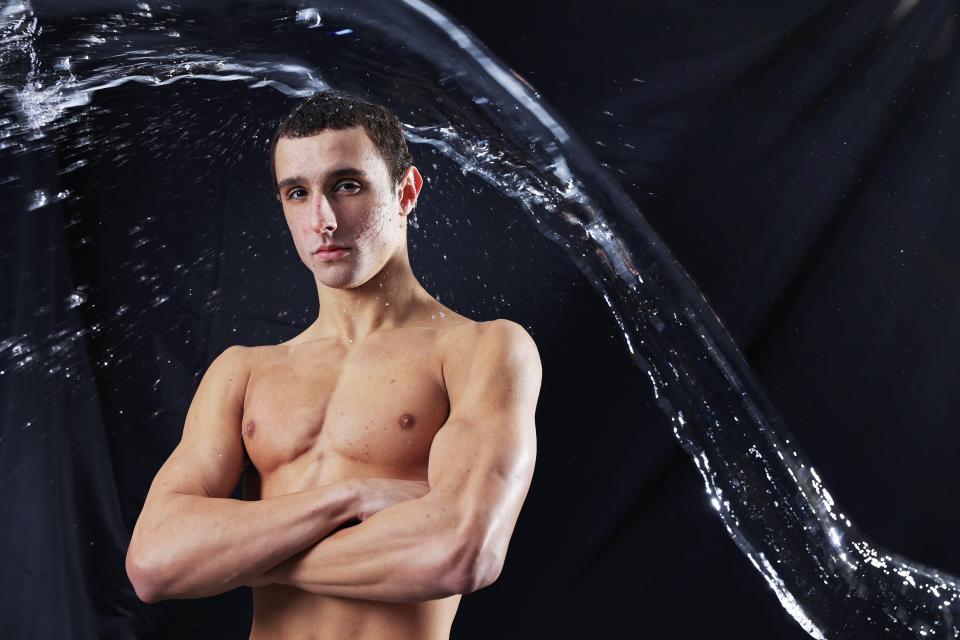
[246,482,360,590]
[332,479,364,525]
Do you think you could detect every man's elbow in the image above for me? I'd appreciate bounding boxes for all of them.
[444,539,505,595]
[126,547,169,604]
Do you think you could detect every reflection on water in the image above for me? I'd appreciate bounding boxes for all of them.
[2,0,958,637]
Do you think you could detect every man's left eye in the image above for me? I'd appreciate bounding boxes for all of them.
[336,182,360,192]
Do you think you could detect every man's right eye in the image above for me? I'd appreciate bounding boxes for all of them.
[287,188,307,200]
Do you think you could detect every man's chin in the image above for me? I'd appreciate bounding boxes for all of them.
[315,273,360,290]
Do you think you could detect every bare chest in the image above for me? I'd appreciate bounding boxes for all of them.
[240,330,450,497]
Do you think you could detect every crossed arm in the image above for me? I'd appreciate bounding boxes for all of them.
[246,320,541,602]
[126,320,541,604]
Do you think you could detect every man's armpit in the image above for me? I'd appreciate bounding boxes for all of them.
[241,457,261,501]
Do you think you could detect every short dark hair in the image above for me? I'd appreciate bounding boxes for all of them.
[268,90,413,195]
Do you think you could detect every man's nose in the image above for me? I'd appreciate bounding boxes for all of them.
[309,194,336,232]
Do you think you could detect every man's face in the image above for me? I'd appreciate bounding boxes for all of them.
[273,126,410,289]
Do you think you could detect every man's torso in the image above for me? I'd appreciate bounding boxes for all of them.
[240,315,475,640]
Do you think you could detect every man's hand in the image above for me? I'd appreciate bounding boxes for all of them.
[353,478,432,521]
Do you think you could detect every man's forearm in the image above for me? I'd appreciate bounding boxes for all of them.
[127,481,358,602]
[248,492,471,603]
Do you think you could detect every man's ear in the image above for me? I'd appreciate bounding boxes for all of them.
[398,165,423,215]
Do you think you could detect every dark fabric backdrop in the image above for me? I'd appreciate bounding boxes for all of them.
[1,0,957,638]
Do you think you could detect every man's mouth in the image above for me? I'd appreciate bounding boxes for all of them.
[313,247,351,261]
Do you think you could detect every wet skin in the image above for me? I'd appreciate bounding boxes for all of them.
[243,317,475,640]
[127,124,540,639]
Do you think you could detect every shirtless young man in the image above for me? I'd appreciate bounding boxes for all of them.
[125,91,542,639]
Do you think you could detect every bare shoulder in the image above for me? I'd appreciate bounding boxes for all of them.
[207,343,254,377]
[227,342,278,370]
[202,344,262,402]
[442,318,539,353]
[440,319,542,392]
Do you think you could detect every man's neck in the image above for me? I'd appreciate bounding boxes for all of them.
[311,265,434,344]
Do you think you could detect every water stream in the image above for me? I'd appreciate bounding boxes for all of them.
[2,1,958,637]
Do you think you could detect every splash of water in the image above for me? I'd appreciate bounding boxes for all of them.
[2,1,958,637]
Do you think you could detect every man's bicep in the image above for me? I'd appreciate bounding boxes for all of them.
[425,413,536,514]
[427,321,541,559]
[146,345,251,502]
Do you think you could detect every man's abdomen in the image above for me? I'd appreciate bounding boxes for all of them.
[249,584,461,640]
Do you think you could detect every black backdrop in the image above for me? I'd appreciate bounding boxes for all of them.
[1,0,958,638]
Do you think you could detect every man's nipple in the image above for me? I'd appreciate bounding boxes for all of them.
[398,413,416,430]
